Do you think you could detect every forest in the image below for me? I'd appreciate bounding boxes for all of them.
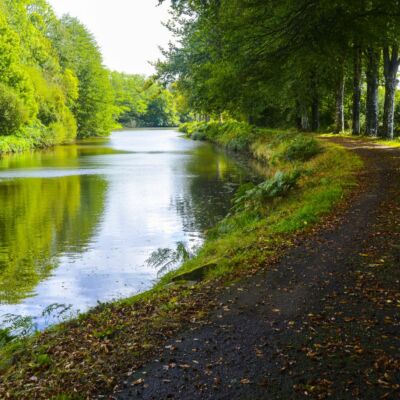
[157,0,400,138]
[3,0,399,151]
[0,0,181,154]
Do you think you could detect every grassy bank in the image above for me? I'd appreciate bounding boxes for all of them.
[0,122,362,399]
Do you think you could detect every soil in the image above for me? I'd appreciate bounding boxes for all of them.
[110,138,400,400]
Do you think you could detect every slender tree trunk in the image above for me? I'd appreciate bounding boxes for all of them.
[301,105,310,131]
[296,99,310,131]
[311,98,319,131]
[365,48,380,136]
[311,75,319,131]
[352,45,362,135]
[383,46,400,139]
[334,71,345,133]
[295,100,302,130]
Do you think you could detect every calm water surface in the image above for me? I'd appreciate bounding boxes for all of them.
[0,129,254,328]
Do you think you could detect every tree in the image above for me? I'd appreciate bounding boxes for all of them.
[365,48,380,136]
[0,83,29,135]
[382,46,400,139]
[55,16,117,137]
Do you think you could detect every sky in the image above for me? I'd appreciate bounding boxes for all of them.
[48,0,172,76]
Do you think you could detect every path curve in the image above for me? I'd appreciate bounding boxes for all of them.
[111,138,400,400]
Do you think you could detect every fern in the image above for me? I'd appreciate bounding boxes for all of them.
[233,170,301,213]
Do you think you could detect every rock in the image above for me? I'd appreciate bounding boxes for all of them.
[171,263,217,282]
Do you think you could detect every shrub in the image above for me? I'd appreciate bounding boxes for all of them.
[0,83,29,136]
[0,135,34,153]
[232,170,301,213]
[178,122,203,136]
[179,121,256,152]
[192,131,207,141]
[277,135,321,162]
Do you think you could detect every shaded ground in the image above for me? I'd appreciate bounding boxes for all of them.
[110,139,400,400]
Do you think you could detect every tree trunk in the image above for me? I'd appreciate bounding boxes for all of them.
[352,45,362,135]
[334,71,345,133]
[296,100,309,131]
[383,46,400,139]
[295,100,302,130]
[365,48,380,136]
[311,98,319,131]
[301,106,310,131]
[311,75,319,131]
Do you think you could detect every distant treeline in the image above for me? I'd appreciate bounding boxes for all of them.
[110,72,189,128]
[0,0,184,153]
[158,0,400,138]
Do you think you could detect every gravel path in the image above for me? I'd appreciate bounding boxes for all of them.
[112,139,400,400]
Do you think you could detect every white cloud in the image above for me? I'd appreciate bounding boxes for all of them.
[48,0,172,75]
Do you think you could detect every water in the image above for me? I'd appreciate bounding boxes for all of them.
[0,129,253,329]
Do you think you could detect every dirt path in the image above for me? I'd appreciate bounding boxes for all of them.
[110,139,400,400]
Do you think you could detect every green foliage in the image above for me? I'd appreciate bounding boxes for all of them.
[146,241,196,276]
[110,72,181,128]
[36,353,52,367]
[0,135,34,153]
[156,130,362,288]
[0,329,14,347]
[232,170,301,213]
[0,83,29,135]
[56,16,117,138]
[183,121,256,152]
[275,135,322,162]
[1,314,35,339]
[182,122,322,166]
[158,0,400,134]
[0,0,121,152]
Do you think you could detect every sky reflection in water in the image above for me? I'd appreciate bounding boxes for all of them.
[0,129,252,329]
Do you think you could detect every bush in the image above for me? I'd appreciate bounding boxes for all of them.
[0,135,34,153]
[232,170,301,213]
[179,121,256,152]
[277,135,321,162]
[178,122,203,136]
[0,83,29,136]
[192,131,207,141]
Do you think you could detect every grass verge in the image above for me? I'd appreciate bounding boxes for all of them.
[319,131,400,148]
[0,122,362,399]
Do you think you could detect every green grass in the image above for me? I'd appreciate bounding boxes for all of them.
[319,131,400,148]
[0,123,363,399]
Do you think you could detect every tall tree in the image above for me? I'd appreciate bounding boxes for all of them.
[334,69,345,133]
[365,48,380,136]
[55,16,117,137]
[382,46,400,139]
[352,46,362,135]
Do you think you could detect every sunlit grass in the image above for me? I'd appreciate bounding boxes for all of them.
[319,132,400,148]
